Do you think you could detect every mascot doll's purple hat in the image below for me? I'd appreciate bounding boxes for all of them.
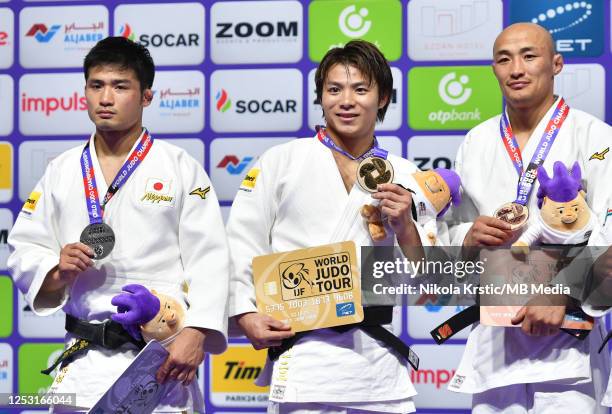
[536,161,582,208]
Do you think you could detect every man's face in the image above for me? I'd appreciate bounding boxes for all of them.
[85,65,152,133]
[492,25,562,108]
[321,64,387,143]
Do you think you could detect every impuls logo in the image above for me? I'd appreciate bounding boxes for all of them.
[26,24,61,43]
[216,89,231,112]
[438,73,472,106]
[21,92,87,116]
[217,155,253,175]
[530,2,592,34]
[119,23,136,41]
[410,368,457,389]
[339,5,371,38]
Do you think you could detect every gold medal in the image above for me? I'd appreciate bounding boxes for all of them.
[356,157,394,193]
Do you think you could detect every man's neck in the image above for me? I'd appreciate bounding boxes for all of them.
[94,124,143,159]
[326,127,375,159]
[506,94,557,136]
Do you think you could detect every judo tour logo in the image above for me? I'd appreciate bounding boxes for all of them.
[279,252,353,301]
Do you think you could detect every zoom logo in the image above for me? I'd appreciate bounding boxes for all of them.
[438,73,472,106]
[339,5,371,38]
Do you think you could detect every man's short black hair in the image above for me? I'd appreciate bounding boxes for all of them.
[315,40,393,122]
[84,36,155,91]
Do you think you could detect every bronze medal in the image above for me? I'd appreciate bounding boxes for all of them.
[493,202,529,230]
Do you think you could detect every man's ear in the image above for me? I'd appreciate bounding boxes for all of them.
[142,89,153,107]
[378,93,389,109]
[552,53,563,76]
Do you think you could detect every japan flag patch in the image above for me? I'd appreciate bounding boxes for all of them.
[141,178,175,207]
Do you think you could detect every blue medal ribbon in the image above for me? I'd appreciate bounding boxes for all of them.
[499,98,569,206]
[80,129,154,224]
[315,125,388,160]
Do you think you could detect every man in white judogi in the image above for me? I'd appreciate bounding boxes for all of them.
[447,23,612,413]
[8,37,229,412]
[227,40,433,414]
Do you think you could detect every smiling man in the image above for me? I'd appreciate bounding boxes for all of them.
[227,40,432,414]
[8,37,230,412]
[446,23,612,413]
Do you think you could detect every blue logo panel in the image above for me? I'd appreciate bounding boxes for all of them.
[336,302,355,317]
[509,0,603,57]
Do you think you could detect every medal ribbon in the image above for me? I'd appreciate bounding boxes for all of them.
[80,129,153,224]
[315,125,388,160]
[499,98,569,205]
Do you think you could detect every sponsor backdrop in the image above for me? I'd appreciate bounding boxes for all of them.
[0,0,610,412]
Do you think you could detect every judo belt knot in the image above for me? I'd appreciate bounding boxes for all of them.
[268,306,420,370]
[41,314,145,375]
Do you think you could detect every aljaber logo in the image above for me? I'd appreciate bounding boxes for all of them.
[510,0,603,57]
[217,155,253,175]
[119,23,136,41]
[339,5,371,38]
[26,24,61,43]
[438,73,472,106]
[216,89,231,112]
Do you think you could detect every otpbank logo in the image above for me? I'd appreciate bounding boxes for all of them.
[309,0,401,61]
[20,6,109,68]
[19,73,91,136]
[408,66,502,130]
[509,0,603,57]
[25,24,61,42]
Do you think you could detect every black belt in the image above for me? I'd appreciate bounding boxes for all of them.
[599,330,612,353]
[42,315,145,375]
[430,305,591,345]
[268,306,419,370]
